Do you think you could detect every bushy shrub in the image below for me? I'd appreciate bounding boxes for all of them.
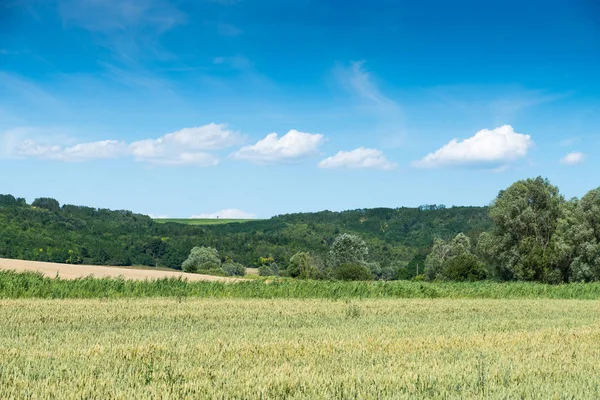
[258,265,273,276]
[258,263,279,276]
[441,253,488,282]
[182,247,221,273]
[334,263,373,281]
[222,262,246,277]
[288,252,321,279]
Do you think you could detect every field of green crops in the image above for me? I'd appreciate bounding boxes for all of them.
[1,297,600,399]
[153,218,259,225]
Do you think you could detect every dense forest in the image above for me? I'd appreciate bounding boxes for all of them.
[0,193,490,278]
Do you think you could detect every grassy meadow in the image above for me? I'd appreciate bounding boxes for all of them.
[152,218,259,225]
[1,297,600,399]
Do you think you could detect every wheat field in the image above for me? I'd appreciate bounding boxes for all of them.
[1,298,600,399]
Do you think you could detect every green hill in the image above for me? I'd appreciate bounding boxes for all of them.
[0,194,491,273]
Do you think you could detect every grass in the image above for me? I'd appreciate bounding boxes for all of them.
[1,297,600,399]
[3,270,600,299]
[152,218,260,225]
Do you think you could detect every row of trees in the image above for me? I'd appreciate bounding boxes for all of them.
[424,177,600,283]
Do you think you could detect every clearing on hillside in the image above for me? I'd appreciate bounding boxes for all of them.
[153,218,260,225]
[0,258,241,282]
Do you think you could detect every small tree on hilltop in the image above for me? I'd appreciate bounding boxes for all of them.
[182,246,221,273]
[32,197,60,212]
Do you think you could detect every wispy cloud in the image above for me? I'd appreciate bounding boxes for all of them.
[560,151,586,166]
[0,72,63,110]
[217,23,242,37]
[413,125,534,169]
[559,137,580,147]
[213,56,252,70]
[334,61,405,147]
[57,0,186,63]
[319,147,397,170]
[429,85,567,126]
[336,61,399,111]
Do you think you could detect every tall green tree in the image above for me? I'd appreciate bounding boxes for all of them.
[554,189,600,282]
[481,177,564,282]
[329,233,369,269]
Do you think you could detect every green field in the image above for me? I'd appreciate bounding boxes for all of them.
[1,297,599,399]
[153,218,260,225]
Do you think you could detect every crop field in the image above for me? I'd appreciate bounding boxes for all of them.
[152,218,259,225]
[1,297,600,399]
[0,258,240,282]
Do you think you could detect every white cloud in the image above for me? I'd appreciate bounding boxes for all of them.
[231,130,324,164]
[413,125,533,168]
[559,137,580,147]
[15,139,128,162]
[130,123,242,165]
[319,147,397,170]
[560,151,586,166]
[192,209,256,219]
[1,123,240,166]
[141,152,219,167]
[148,214,169,219]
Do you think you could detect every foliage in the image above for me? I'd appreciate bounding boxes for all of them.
[5,270,600,299]
[334,263,374,281]
[424,233,485,281]
[484,177,564,281]
[554,188,600,282]
[0,195,491,271]
[32,197,61,212]
[441,253,488,282]
[329,234,369,268]
[288,252,321,279]
[182,247,221,273]
[258,263,279,277]
[222,261,246,277]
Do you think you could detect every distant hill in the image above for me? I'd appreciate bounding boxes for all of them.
[0,194,491,272]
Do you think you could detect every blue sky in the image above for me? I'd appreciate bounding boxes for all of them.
[1,0,599,218]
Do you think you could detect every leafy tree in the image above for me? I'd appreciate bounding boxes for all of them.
[424,233,486,281]
[441,253,487,281]
[334,263,373,281]
[182,246,221,273]
[482,177,564,282]
[32,198,60,212]
[329,233,368,269]
[288,252,321,279]
[554,189,600,282]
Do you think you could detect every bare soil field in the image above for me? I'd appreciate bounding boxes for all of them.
[0,258,241,282]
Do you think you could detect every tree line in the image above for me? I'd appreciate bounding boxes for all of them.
[3,176,597,283]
